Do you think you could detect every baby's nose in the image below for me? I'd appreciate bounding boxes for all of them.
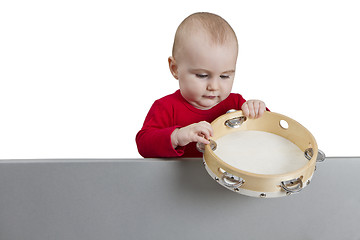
[207,78,219,91]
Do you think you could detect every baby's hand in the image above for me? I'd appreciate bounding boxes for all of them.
[241,100,266,119]
[171,121,213,149]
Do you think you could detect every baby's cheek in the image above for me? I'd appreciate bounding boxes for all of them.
[220,92,231,101]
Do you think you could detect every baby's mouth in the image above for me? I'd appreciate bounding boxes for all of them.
[203,95,217,99]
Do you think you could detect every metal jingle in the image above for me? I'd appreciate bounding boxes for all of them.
[317,149,326,162]
[304,148,326,162]
[221,172,245,188]
[196,139,217,153]
[304,148,314,160]
[281,178,303,194]
[224,116,247,128]
[226,109,237,114]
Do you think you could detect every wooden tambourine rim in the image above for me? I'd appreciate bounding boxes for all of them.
[203,110,318,193]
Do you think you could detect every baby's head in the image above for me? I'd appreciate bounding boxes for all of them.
[169,12,238,110]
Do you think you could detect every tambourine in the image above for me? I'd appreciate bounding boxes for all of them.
[197,110,325,198]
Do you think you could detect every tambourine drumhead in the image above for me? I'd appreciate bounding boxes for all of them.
[202,110,322,198]
[214,130,308,175]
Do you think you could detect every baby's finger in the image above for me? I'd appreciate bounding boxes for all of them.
[199,128,212,141]
[241,102,250,117]
[258,102,266,118]
[196,135,210,145]
[198,121,214,137]
[253,101,261,118]
[247,102,256,119]
[192,126,210,141]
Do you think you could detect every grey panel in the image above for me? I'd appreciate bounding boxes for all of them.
[0,158,359,240]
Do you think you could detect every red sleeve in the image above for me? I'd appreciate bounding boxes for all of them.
[237,94,247,109]
[136,100,185,158]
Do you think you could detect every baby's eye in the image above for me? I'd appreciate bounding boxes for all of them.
[196,74,208,78]
[220,75,230,79]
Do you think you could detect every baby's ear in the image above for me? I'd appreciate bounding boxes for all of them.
[168,56,178,79]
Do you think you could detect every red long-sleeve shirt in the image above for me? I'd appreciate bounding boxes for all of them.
[136,90,247,158]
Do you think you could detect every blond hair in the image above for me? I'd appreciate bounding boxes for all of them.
[172,12,238,58]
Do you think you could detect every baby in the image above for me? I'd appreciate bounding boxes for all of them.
[136,12,267,158]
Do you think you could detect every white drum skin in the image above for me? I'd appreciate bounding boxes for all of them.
[214,131,308,175]
[202,110,319,198]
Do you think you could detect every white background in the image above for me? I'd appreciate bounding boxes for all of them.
[0,0,359,159]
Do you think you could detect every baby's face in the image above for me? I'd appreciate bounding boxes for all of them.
[174,34,238,110]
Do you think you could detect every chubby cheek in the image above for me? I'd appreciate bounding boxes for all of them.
[180,82,202,100]
[219,82,233,99]
[179,77,205,96]
[218,92,230,102]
